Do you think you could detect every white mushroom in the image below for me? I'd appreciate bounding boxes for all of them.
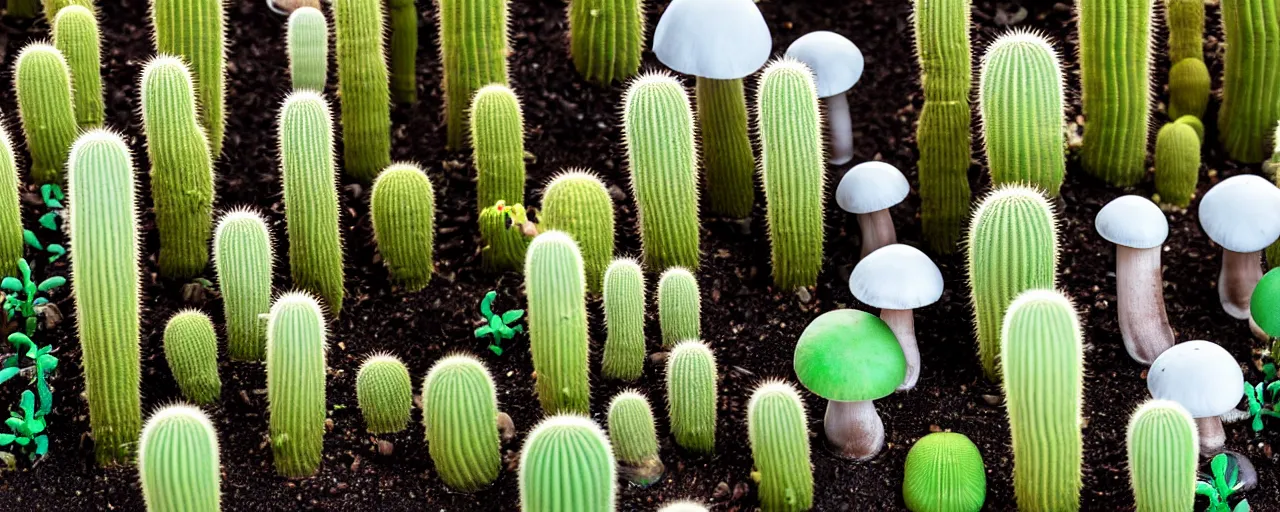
[1147,340,1245,454]
[1198,175,1280,319]
[849,244,944,391]
[785,31,865,166]
[836,161,910,258]
[1095,195,1174,365]
[653,0,772,81]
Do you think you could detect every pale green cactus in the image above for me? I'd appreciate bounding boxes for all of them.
[437,0,510,149]
[42,0,92,22]
[279,92,345,314]
[1165,0,1207,119]
[13,43,78,184]
[747,381,813,511]
[355,353,413,434]
[52,5,103,129]
[665,340,717,453]
[601,258,645,381]
[333,0,391,181]
[1218,0,1280,162]
[607,390,664,486]
[978,31,1065,196]
[524,231,590,414]
[370,163,436,291]
[213,209,274,361]
[568,0,643,84]
[470,84,526,212]
[287,6,329,92]
[539,170,615,293]
[138,405,221,512]
[266,291,328,478]
[1154,120,1201,207]
[657,266,700,349]
[162,310,221,405]
[0,124,23,278]
[479,204,528,271]
[1077,0,1153,185]
[914,0,973,253]
[388,0,418,103]
[519,415,616,512]
[698,77,756,219]
[421,354,502,491]
[150,0,226,156]
[1127,400,1198,512]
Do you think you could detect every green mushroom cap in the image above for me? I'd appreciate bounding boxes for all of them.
[1253,268,1280,337]
[792,309,905,402]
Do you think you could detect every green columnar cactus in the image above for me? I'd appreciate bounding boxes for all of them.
[162,310,221,405]
[1218,0,1280,162]
[7,0,38,18]
[150,0,226,157]
[698,77,756,219]
[370,163,435,291]
[568,0,643,84]
[13,43,78,184]
[1169,59,1210,121]
[1127,400,1198,512]
[479,205,528,271]
[421,354,502,491]
[621,72,701,271]
[524,231,590,414]
[519,415,617,512]
[966,185,1058,381]
[914,0,972,253]
[0,124,23,278]
[42,0,92,22]
[978,31,1066,196]
[607,390,663,485]
[747,381,813,512]
[279,92,345,314]
[355,353,412,434]
[287,6,329,92]
[657,267,700,349]
[437,0,510,149]
[1166,0,1207,120]
[602,258,645,381]
[665,340,717,454]
[539,170,615,293]
[756,59,825,289]
[52,5,103,129]
[213,209,273,361]
[141,56,215,279]
[903,433,988,512]
[333,0,391,181]
[265,292,328,478]
[470,85,526,212]
[1000,289,1084,511]
[137,405,220,512]
[1154,121,1201,207]
[1077,0,1152,185]
[388,0,417,103]
[67,130,141,465]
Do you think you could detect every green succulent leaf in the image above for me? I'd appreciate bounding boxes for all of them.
[480,291,496,318]
[1195,481,1216,498]
[0,434,13,445]
[0,367,18,386]
[1,277,20,293]
[474,325,494,339]
[21,231,40,252]
[37,276,66,292]
[501,309,524,324]
[38,212,57,231]
[45,244,65,263]
[33,435,46,456]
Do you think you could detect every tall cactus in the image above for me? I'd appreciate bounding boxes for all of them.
[287,6,329,92]
[1001,289,1084,511]
[539,170,615,293]
[698,77,756,219]
[67,130,141,465]
[13,43,78,184]
[524,231,590,414]
[0,124,23,278]
[470,84,526,211]
[756,58,825,289]
[665,340,717,454]
[979,31,1066,196]
[370,163,435,291]
[355,353,413,434]
[213,209,274,361]
[1218,0,1280,162]
[150,0,226,157]
[388,0,418,103]
[279,92,345,314]
[1166,0,1207,119]
[42,0,92,22]
[52,5,103,129]
[1154,120,1201,207]
[333,0,391,181]
[479,204,528,271]
[568,0,643,84]
[265,292,328,478]
[137,405,221,512]
[747,381,813,512]
[913,0,972,253]
[966,185,1058,381]
[162,310,221,405]
[437,0,510,149]
[1127,400,1198,512]
[421,354,502,491]
[140,56,215,279]
[1077,0,1153,185]
[607,390,663,485]
[621,72,701,271]
[519,415,617,512]
[602,258,645,381]
[657,267,700,349]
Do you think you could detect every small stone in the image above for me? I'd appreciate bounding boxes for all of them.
[981,394,1003,406]
[648,352,669,365]
[712,482,730,499]
[350,455,362,472]
[375,439,394,456]
[732,482,749,501]
[795,287,812,303]
[497,412,516,442]
[325,418,334,432]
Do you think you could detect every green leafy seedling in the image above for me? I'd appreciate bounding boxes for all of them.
[1,332,58,417]
[1243,380,1280,433]
[2,258,67,337]
[474,290,525,355]
[0,391,48,460]
[1196,453,1250,512]
[24,185,66,263]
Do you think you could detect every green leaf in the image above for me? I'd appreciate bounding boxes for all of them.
[0,434,13,446]
[474,326,494,339]
[511,325,524,335]
[37,212,57,231]
[1252,414,1264,432]
[20,230,40,251]
[480,291,497,318]
[1196,480,1217,498]
[35,354,56,373]
[45,245,65,263]
[7,333,34,358]
[33,435,46,456]
[488,344,503,356]
[4,418,20,431]
[1233,499,1250,512]
[501,309,524,324]
[37,276,65,292]
[496,324,514,339]
[0,277,20,293]
[0,367,18,386]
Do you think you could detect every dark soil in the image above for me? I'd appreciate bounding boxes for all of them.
[0,0,1275,510]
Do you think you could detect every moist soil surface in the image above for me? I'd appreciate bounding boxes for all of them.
[0,0,1276,510]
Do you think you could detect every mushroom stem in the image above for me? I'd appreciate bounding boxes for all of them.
[1196,416,1226,455]
[855,209,896,259]
[879,309,919,391]
[1115,246,1175,365]
[823,399,884,460]
[1218,249,1263,320]
[825,92,853,166]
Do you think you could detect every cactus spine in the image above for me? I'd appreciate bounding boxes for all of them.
[1077,0,1153,185]
[519,415,617,512]
[966,185,1058,381]
[569,0,643,84]
[0,124,23,278]
[370,163,435,291]
[213,210,273,361]
[1000,289,1084,511]
[421,354,502,491]
[1127,400,1198,512]
[470,84,527,211]
[287,7,329,92]
[698,77,756,219]
[657,267,700,349]
[621,72,701,271]
[67,130,141,465]
[150,0,226,157]
[665,340,717,454]
[265,292,328,478]
[602,258,645,381]
[903,433,988,512]
[437,0,510,149]
[913,0,972,253]
[1218,0,1280,162]
[756,58,826,289]
[979,31,1066,196]
[13,43,78,184]
[137,405,221,512]
[747,381,813,512]
[388,0,418,103]
[355,353,412,434]
[162,310,221,405]
[607,391,663,485]
[1154,120,1201,207]
[52,5,103,129]
[42,0,92,22]
[479,205,528,271]
[539,170,615,293]
[279,92,345,314]
[333,0,391,181]
[141,56,216,279]
[524,231,590,414]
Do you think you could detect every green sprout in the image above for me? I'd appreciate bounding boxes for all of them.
[474,290,524,356]
[2,258,67,337]
[0,390,47,461]
[1242,377,1280,433]
[22,184,66,263]
[1196,453,1250,512]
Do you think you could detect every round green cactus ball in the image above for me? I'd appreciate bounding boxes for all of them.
[1252,268,1280,338]
[903,432,987,512]
[355,353,413,434]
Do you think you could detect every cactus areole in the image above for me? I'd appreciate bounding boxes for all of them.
[849,244,943,391]
[1147,340,1244,454]
[1197,175,1280,320]
[1094,196,1174,365]
[836,161,911,259]
[785,31,864,166]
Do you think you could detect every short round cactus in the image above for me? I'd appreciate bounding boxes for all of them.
[607,390,663,486]
[747,381,813,511]
[138,405,221,512]
[519,415,616,512]
[213,209,274,361]
[1169,58,1210,120]
[1154,120,1201,208]
[355,353,413,435]
[162,310,221,405]
[657,267,701,349]
[1127,399,1198,512]
[539,170,616,293]
[421,354,502,492]
[370,163,436,291]
[903,432,987,512]
[265,292,328,477]
[665,340,718,454]
[479,204,529,271]
[602,258,646,381]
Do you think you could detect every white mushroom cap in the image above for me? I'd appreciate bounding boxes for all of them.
[1198,174,1280,252]
[849,244,943,309]
[836,161,910,214]
[784,31,864,98]
[1147,340,1244,418]
[1095,195,1169,249]
[652,0,772,80]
